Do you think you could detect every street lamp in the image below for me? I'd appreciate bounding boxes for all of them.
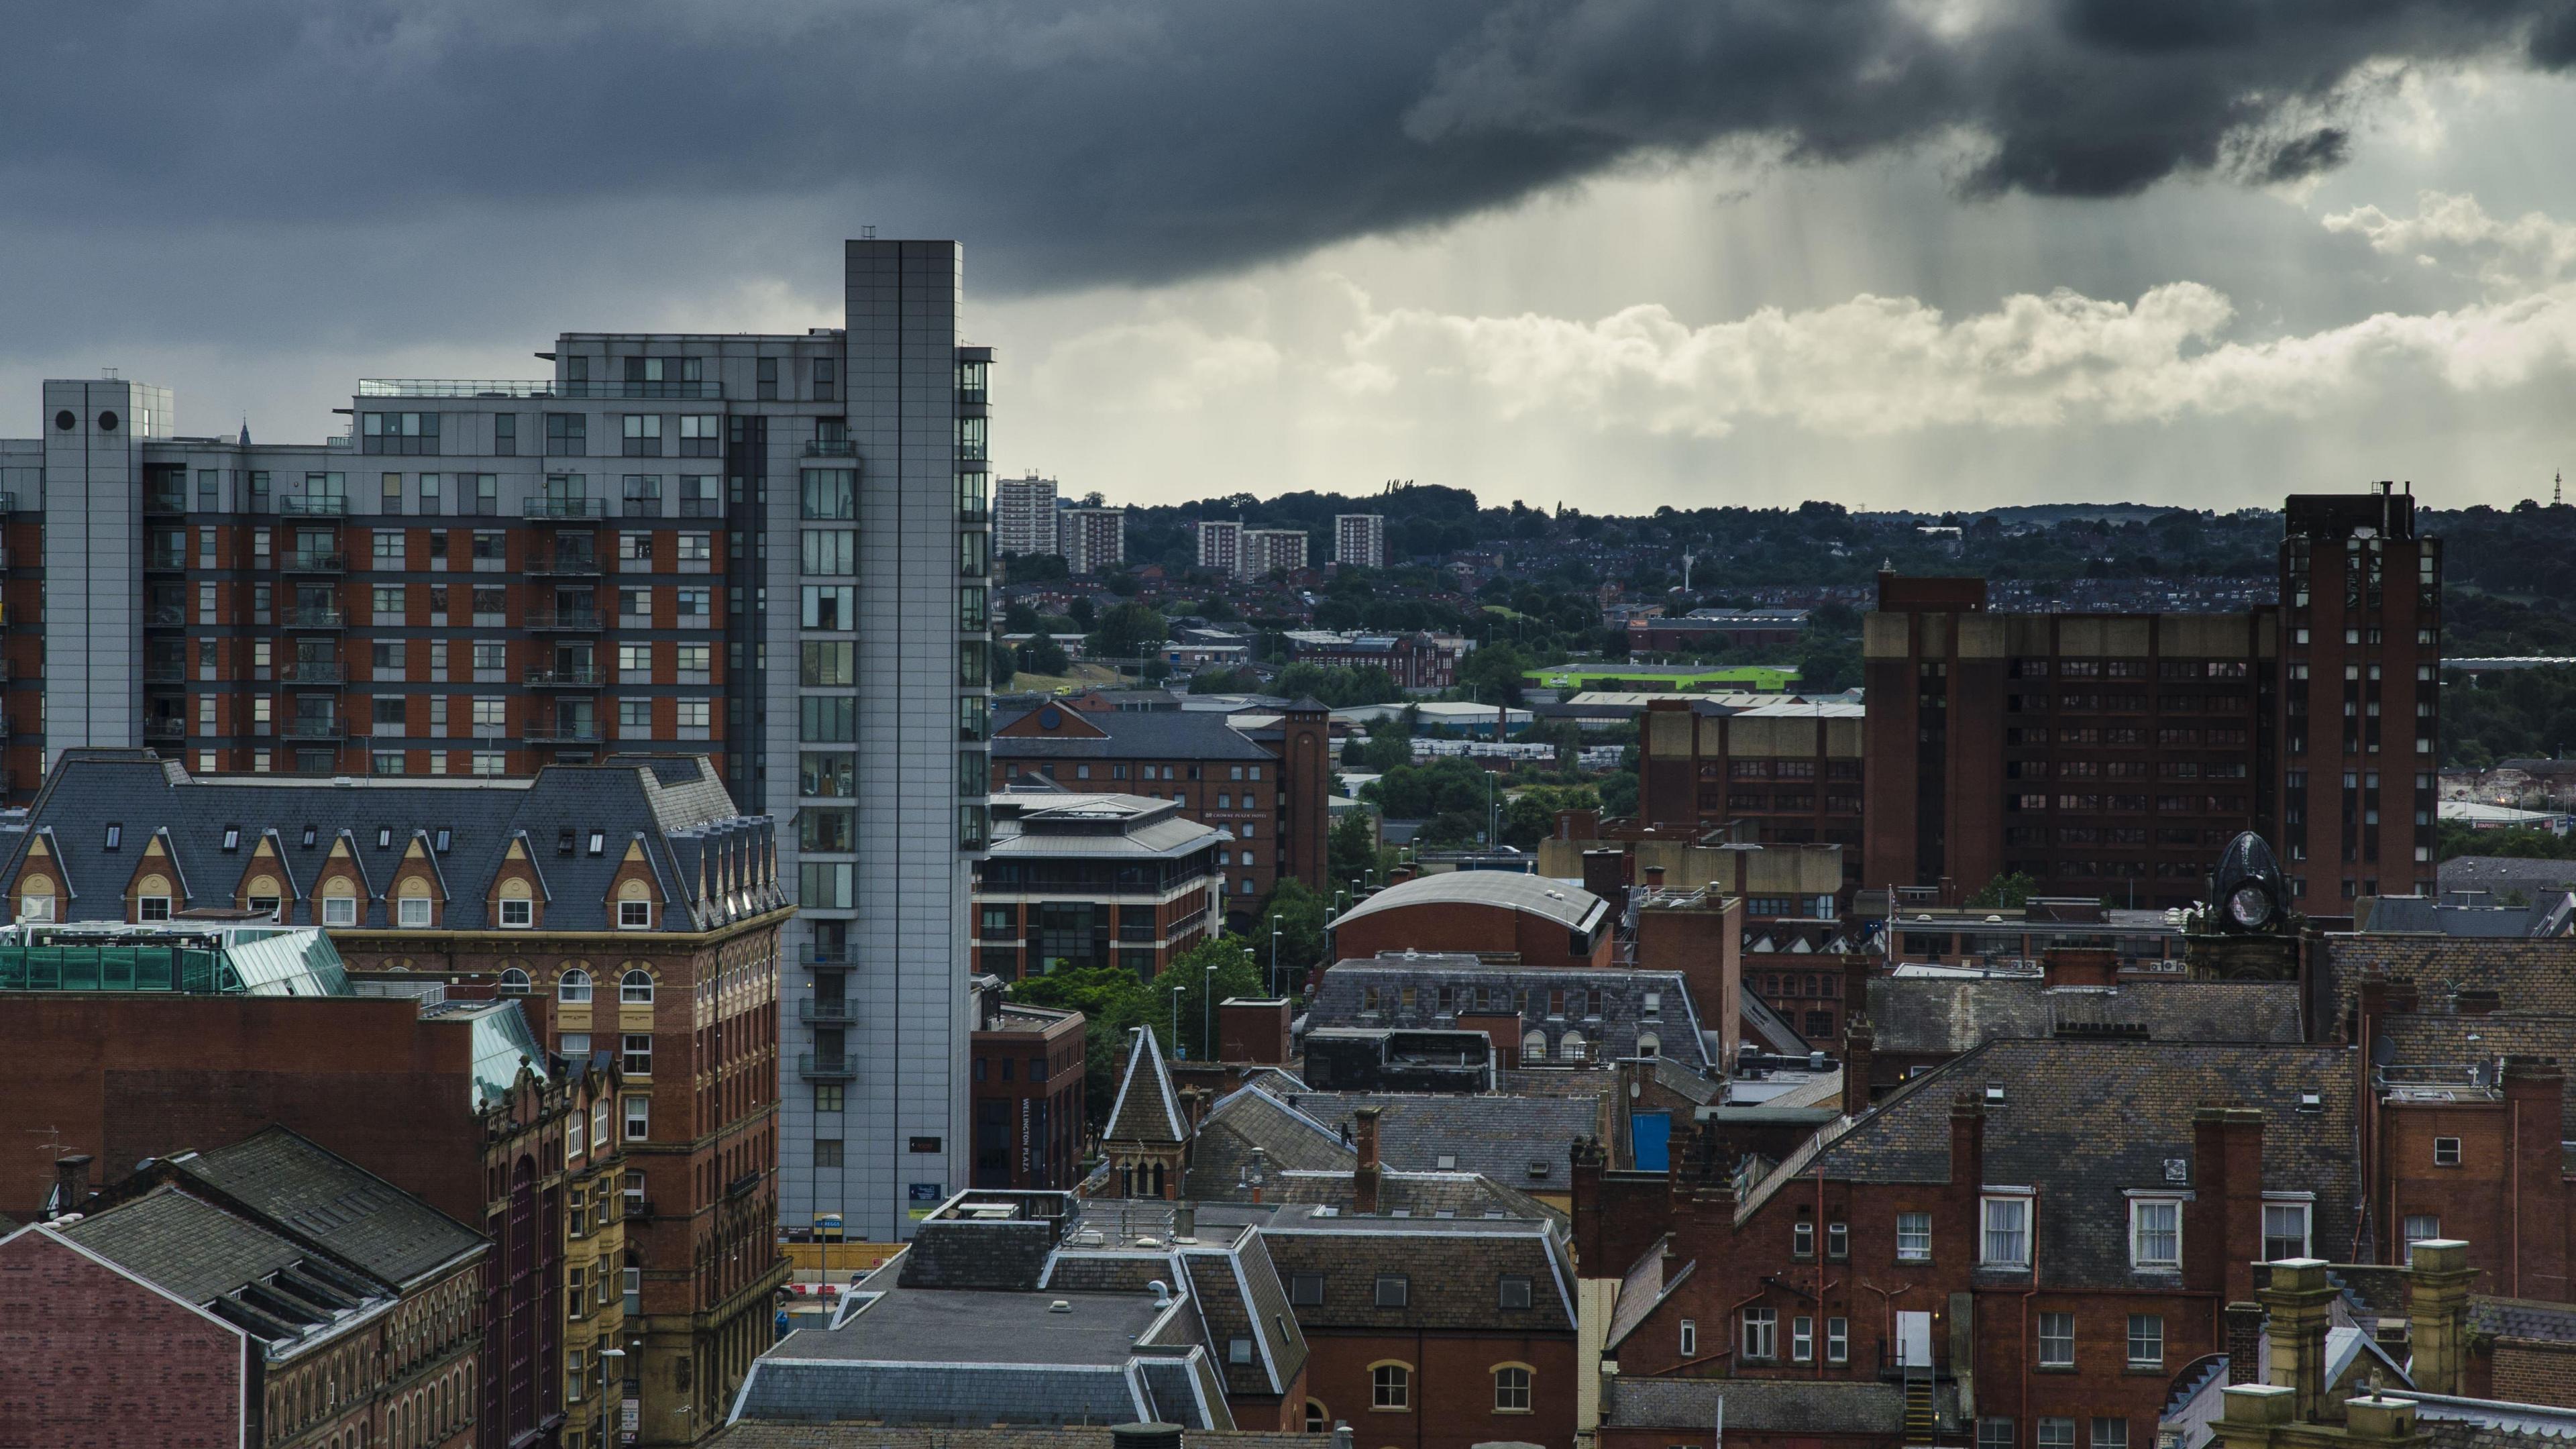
[599,1347,626,1442]
[1270,921,1283,998]
[1170,983,1185,1059]
[1204,961,1219,1062]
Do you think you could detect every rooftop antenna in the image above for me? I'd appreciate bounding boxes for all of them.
[2557,472,2564,508]
[859,225,877,239]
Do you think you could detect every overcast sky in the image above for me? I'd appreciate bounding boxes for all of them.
[7,1,2576,513]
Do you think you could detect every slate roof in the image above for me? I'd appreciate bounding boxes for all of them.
[1178,1236,1310,1402]
[1269,1169,1560,1222]
[2319,936,2576,1024]
[1603,1376,1905,1432]
[172,1126,483,1289]
[1740,985,1811,1055]
[2471,1296,2576,1343]
[1105,1026,1187,1145]
[58,1185,319,1311]
[991,708,1274,761]
[2376,1014,2576,1119]
[1181,1084,1576,1217]
[5,750,780,932]
[1258,1218,1576,1334]
[1258,1088,1601,1197]
[1332,871,1609,932]
[1310,959,1715,1069]
[1761,1039,2358,1289]
[708,1428,1320,1448]
[2440,857,2576,897]
[1865,976,2307,1054]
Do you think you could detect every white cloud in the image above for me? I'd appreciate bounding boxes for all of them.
[2324,190,2576,288]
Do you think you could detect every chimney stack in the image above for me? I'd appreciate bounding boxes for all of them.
[1949,1091,1984,1188]
[1352,1106,1382,1214]
[1644,864,1666,892]
[1841,1017,1874,1118]
[48,1154,92,1220]
[2406,1238,2475,1395]
[2039,947,2118,991]
[2223,1302,2265,1385]
[2257,1258,2337,1421]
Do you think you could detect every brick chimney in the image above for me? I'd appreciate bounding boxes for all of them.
[2223,1301,2265,1385]
[1842,953,1876,1024]
[49,1154,91,1220]
[1352,1106,1382,1214]
[1842,1017,1874,1118]
[1948,1091,1984,1188]
[2406,1238,2476,1395]
[1643,863,1666,892]
[1581,849,1627,904]
[2191,1106,2265,1305]
[2502,1057,2571,1301]
[2257,1257,2337,1421]
[2040,947,2118,990]
[1558,808,1602,842]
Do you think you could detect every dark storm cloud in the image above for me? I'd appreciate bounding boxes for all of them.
[1,0,2573,292]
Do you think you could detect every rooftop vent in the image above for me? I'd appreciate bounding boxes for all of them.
[1984,1085,2006,1104]
[1048,1299,1073,1313]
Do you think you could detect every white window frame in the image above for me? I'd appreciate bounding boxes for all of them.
[322,895,358,927]
[2403,1214,2440,1260]
[557,968,592,1004]
[1678,1318,1696,1358]
[1791,1315,1813,1362]
[621,969,655,1004]
[2126,1313,2163,1369]
[1896,1210,1932,1261]
[619,900,651,930]
[2261,1197,2312,1263]
[136,896,172,922]
[2037,1311,2074,1368]
[2129,1197,2182,1270]
[623,1095,650,1142]
[499,898,534,928]
[1741,1307,1778,1362]
[397,896,433,928]
[1981,1195,2031,1269]
[1827,1316,1849,1364]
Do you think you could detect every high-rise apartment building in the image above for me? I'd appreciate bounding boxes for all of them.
[1240,527,1308,580]
[1334,513,1385,569]
[1062,506,1125,574]
[1193,517,1242,576]
[994,473,1058,558]
[3,237,989,1246]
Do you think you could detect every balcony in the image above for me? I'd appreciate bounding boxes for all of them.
[282,662,344,685]
[797,1053,855,1082]
[727,1169,761,1199]
[802,947,849,967]
[278,496,351,517]
[282,719,344,740]
[144,490,187,516]
[282,551,347,574]
[358,377,724,401]
[143,663,186,685]
[798,999,856,1025]
[530,553,601,576]
[145,606,188,628]
[525,722,604,743]
[287,606,346,628]
[523,665,604,687]
[580,379,722,400]
[803,439,856,458]
[143,719,184,742]
[144,549,189,572]
[525,498,606,519]
[527,610,601,631]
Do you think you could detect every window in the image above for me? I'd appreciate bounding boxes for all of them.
[2091,1419,2128,1449]
[559,1032,590,1061]
[1497,1275,1532,1309]
[1791,1220,1815,1257]
[621,1034,652,1075]
[619,900,651,930]
[1493,1365,1530,1412]
[2434,1136,2462,1167]
[558,968,593,1003]
[1741,1307,1777,1361]
[323,895,358,927]
[498,898,533,928]
[2039,1421,2076,1449]
[621,969,654,1003]
[2262,1201,2312,1262]
[568,1265,586,1319]
[2038,1311,2074,1367]
[104,824,122,851]
[1678,1318,1697,1358]
[1982,1197,2031,1268]
[623,1095,649,1141]
[1791,1315,1813,1362]
[138,896,172,922]
[1229,1338,1253,1366]
[621,415,662,458]
[1371,1363,1409,1410]
[1980,1420,2017,1449]
[1897,1210,1932,1260]
[398,896,432,928]
[498,968,530,995]
[801,468,855,520]
[1373,1274,1408,1307]
[2404,1215,2441,1260]
[2130,1199,2180,1269]
[808,1137,843,1168]
[1827,1316,1849,1364]
[2127,1313,2163,1368]
[546,413,586,455]
[1289,1273,1324,1306]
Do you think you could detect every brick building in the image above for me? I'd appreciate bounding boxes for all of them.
[1241,527,1308,580]
[968,981,1086,1191]
[1854,484,2438,910]
[1334,513,1385,570]
[1634,698,1866,885]
[992,473,1057,559]
[5,1126,486,1449]
[1062,505,1126,575]
[0,749,789,1446]
[989,698,1334,918]
[1194,517,1243,576]
[1282,629,1467,690]
[1625,607,1810,653]
[974,789,1223,981]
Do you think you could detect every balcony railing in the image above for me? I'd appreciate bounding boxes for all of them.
[283,720,343,740]
[530,553,601,576]
[144,491,188,515]
[282,551,347,573]
[525,498,606,519]
[798,999,856,1024]
[145,606,187,627]
[286,606,346,628]
[278,496,351,517]
[143,719,184,741]
[527,610,602,631]
[525,722,604,743]
[144,549,189,571]
[523,666,604,687]
[358,378,724,400]
[727,1169,761,1199]
[803,439,856,458]
[802,948,849,966]
[282,662,344,685]
[797,1053,855,1081]
[143,663,186,684]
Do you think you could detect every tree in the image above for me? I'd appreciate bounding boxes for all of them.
[1458,641,1536,704]
[1967,871,2037,909]
[1019,630,1070,677]
[1008,963,1156,1126]
[1089,602,1168,659]
[1597,769,1638,817]
[2438,821,2576,862]
[1003,600,1041,634]
[1501,793,1558,849]
[1328,811,1383,896]
[1163,936,1267,1063]
[1069,596,1097,631]
[1256,880,1330,994]
[988,639,1018,690]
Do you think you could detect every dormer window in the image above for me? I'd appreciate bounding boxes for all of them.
[221,826,241,852]
[103,824,122,851]
[2130,1197,2182,1269]
[322,894,358,927]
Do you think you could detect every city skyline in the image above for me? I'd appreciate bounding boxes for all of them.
[7,6,2576,514]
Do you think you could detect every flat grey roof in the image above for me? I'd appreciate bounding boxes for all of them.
[769,1288,1166,1367]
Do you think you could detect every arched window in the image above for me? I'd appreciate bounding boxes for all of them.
[558,968,592,1003]
[1521,1030,1547,1063]
[1560,1029,1587,1063]
[1304,1400,1328,1434]
[1636,1032,1660,1059]
[621,968,655,1004]
[1370,1362,1411,1409]
[1493,1363,1533,1411]
[497,967,531,996]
